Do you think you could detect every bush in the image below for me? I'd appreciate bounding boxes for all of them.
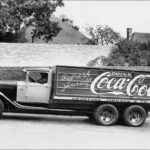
[88,39,150,66]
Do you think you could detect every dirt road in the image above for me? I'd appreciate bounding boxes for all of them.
[0,112,150,149]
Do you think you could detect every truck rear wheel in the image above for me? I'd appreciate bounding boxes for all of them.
[94,104,119,126]
[0,99,4,116]
[123,105,146,127]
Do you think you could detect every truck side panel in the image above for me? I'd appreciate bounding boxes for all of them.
[53,66,150,104]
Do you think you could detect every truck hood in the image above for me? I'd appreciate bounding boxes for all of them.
[0,81,17,88]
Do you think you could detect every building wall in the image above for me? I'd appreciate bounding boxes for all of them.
[0,43,111,67]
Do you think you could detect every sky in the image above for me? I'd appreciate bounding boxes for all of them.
[54,1,150,38]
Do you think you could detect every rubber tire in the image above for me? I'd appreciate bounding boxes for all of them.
[0,99,4,115]
[123,105,146,127]
[94,104,119,126]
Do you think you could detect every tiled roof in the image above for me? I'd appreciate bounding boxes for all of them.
[132,32,150,43]
[20,17,87,44]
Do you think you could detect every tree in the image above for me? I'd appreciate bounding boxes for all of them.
[88,39,150,67]
[83,25,121,45]
[59,15,79,31]
[0,0,64,43]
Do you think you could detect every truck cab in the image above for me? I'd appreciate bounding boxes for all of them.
[17,68,52,104]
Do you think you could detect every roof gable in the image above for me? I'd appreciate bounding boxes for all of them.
[20,17,87,44]
[132,32,150,43]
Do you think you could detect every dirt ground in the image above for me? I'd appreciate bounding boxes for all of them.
[0,112,150,149]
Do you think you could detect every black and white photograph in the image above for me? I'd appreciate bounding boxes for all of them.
[0,0,150,149]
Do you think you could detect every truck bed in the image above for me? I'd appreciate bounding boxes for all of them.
[52,65,150,105]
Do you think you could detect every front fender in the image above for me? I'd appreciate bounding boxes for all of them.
[0,92,17,108]
[0,92,48,111]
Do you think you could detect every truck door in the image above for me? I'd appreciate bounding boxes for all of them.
[17,70,52,104]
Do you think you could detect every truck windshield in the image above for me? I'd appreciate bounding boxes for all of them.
[28,72,48,84]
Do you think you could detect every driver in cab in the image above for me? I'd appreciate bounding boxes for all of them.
[29,73,48,84]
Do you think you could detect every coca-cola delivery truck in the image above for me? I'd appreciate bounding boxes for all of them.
[0,65,150,127]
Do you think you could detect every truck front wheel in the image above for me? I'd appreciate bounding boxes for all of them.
[94,104,119,126]
[0,99,4,116]
[123,105,146,127]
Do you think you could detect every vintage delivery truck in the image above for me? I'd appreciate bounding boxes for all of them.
[0,65,150,127]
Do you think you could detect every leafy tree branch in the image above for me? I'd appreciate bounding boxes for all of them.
[0,0,64,42]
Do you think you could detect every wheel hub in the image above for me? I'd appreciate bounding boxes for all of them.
[100,110,113,122]
[128,111,142,123]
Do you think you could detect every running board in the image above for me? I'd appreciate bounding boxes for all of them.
[0,93,89,116]
[13,101,48,110]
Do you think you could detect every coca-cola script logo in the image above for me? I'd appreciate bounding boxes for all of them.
[90,72,150,97]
